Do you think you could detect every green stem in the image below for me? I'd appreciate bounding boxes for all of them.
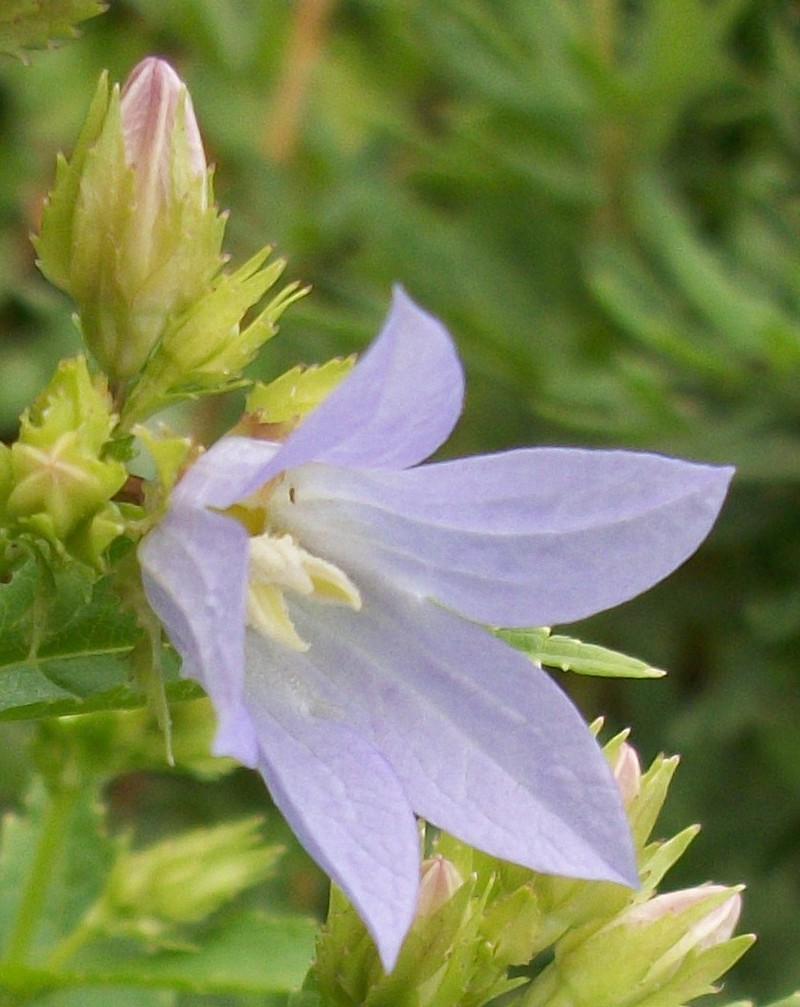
[43,907,105,972]
[2,785,79,965]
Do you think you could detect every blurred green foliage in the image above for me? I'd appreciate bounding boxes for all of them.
[1,0,799,1001]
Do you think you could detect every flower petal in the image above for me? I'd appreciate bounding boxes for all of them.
[242,632,420,970]
[277,287,464,470]
[138,507,259,764]
[173,288,464,509]
[172,437,281,510]
[244,575,638,888]
[273,449,734,625]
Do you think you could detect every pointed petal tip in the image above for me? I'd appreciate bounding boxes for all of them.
[604,840,640,891]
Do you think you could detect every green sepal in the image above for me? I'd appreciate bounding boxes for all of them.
[627,752,681,850]
[313,875,497,1007]
[476,882,542,968]
[121,250,307,425]
[535,887,747,1007]
[635,933,754,1007]
[130,426,194,524]
[34,73,111,292]
[638,826,701,894]
[246,356,356,426]
[498,626,666,678]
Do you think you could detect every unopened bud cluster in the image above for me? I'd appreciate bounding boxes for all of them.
[10,56,304,570]
[0,356,126,568]
[305,732,753,1007]
[80,818,279,948]
[35,56,302,423]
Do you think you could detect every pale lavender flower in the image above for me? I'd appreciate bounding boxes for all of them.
[138,289,733,969]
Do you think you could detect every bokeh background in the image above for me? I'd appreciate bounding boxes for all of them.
[1,1,799,1000]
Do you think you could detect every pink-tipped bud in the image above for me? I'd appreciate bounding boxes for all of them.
[121,57,207,217]
[538,882,748,1007]
[612,741,642,806]
[416,855,463,918]
[628,884,742,954]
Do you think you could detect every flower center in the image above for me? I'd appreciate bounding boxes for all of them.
[245,529,361,652]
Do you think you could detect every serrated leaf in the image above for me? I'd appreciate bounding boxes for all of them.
[497,627,665,678]
[0,0,105,58]
[0,559,200,721]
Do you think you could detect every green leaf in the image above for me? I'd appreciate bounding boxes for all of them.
[497,627,665,679]
[29,990,176,1007]
[0,779,113,964]
[0,0,105,59]
[0,772,312,999]
[0,560,199,721]
[0,913,317,997]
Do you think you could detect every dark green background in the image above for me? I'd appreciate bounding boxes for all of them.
[1,1,798,1001]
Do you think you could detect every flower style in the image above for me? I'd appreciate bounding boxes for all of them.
[138,290,733,969]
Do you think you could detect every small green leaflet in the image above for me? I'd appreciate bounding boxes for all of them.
[0,0,105,58]
[246,357,355,425]
[0,559,199,721]
[497,627,665,679]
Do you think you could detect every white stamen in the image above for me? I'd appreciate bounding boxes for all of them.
[245,531,361,650]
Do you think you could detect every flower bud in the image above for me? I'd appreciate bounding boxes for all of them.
[121,57,207,213]
[524,883,752,1007]
[0,356,126,566]
[35,57,225,385]
[416,855,464,918]
[627,885,742,976]
[96,818,278,945]
[612,740,642,807]
[118,57,209,303]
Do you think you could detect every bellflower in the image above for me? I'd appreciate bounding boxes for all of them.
[138,290,733,969]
